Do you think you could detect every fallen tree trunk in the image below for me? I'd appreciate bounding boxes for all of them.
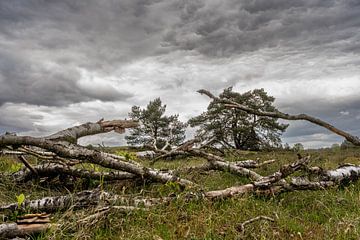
[322,165,360,182]
[233,159,276,168]
[46,119,139,143]
[189,149,263,181]
[0,189,110,213]
[0,121,194,187]
[3,161,359,214]
[9,163,137,183]
[0,222,51,239]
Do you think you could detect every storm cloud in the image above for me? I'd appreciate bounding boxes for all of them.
[0,0,359,148]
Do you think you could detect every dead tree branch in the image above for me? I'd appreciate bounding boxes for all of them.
[0,222,51,239]
[198,89,360,146]
[9,163,137,183]
[189,149,263,181]
[17,155,38,175]
[233,159,276,168]
[46,119,139,143]
[0,120,194,187]
[237,215,275,233]
[0,189,111,213]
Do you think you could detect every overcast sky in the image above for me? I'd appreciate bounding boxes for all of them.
[1,0,359,148]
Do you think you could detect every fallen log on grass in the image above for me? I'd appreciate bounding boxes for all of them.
[0,213,51,239]
[3,160,360,215]
[0,222,51,239]
[9,163,137,183]
[0,119,194,187]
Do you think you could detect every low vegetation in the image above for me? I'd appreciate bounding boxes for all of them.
[1,147,360,239]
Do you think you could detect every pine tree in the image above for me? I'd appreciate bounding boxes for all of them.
[125,98,187,150]
[189,87,288,150]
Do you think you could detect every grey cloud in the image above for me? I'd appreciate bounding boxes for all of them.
[0,50,132,106]
[0,0,175,70]
[0,0,177,106]
[162,0,360,57]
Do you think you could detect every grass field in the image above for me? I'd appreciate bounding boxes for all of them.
[1,148,360,239]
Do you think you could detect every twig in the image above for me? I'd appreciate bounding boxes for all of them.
[17,155,38,175]
[237,215,275,233]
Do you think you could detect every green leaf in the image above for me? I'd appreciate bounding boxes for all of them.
[16,193,25,207]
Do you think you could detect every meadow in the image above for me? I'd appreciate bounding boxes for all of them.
[1,147,360,239]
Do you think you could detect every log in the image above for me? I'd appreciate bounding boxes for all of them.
[254,156,311,188]
[2,164,360,215]
[9,163,137,183]
[233,159,276,168]
[0,189,110,213]
[0,189,172,214]
[322,165,360,183]
[0,133,193,187]
[0,222,51,239]
[46,119,139,143]
[189,149,263,181]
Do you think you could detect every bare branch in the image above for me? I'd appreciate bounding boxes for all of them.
[46,119,139,143]
[17,155,38,175]
[189,149,263,181]
[0,222,51,239]
[10,163,137,183]
[198,89,360,146]
[0,134,194,187]
[237,216,275,233]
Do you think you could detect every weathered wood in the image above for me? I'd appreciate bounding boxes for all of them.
[46,119,139,143]
[189,149,263,181]
[0,134,193,187]
[17,155,38,175]
[10,163,137,183]
[2,163,360,215]
[237,215,275,233]
[322,165,360,182]
[233,159,276,168]
[0,189,110,213]
[205,184,255,199]
[0,222,51,239]
[254,156,311,188]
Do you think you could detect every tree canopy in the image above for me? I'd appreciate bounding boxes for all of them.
[189,87,288,150]
[125,98,187,150]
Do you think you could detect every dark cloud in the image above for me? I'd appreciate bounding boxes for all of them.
[162,0,360,57]
[0,50,132,106]
[0,0,175,70]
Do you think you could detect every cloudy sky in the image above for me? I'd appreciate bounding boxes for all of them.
[1,0,359,148]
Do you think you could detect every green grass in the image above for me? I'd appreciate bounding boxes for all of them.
[1,148,360,239]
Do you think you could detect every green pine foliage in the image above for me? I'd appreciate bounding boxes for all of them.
[189,87,288,150]
[125,98,187,149]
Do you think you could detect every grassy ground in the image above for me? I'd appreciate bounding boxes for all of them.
[1,148,360,239]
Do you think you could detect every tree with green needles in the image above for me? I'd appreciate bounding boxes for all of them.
[125,98,187,151]
[189,87,288,150]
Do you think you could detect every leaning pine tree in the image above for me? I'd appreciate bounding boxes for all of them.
[189,87,288,150]
[125,98,187,151]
